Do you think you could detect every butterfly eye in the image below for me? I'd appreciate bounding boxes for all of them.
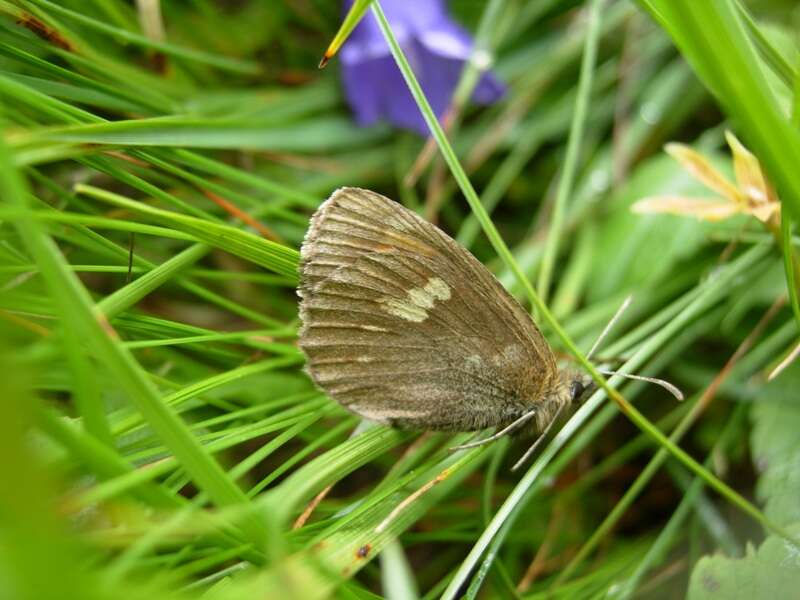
[570,381,586,401]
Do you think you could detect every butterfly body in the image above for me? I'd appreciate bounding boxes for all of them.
[298,188,581,436]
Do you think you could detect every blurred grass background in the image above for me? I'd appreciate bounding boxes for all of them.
[1,0,799,598]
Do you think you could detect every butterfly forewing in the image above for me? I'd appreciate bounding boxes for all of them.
[298,188,559,431]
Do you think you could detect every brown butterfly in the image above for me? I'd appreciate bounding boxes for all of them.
[297,188,591,457]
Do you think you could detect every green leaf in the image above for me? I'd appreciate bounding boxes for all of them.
[688,523,800,600]
[751,363,800,525]
[688,365,800,598]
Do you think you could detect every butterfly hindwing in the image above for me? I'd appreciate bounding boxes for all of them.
[298,188,558,431]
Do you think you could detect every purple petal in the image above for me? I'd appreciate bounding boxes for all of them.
[342,0,448,38]
[340,55,390,127]
[339,0,506,135]
[341,51,430,135]
[416,16,473,61]
[472,71,506,105]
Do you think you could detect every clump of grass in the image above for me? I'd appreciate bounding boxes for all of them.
[1,1,799,598]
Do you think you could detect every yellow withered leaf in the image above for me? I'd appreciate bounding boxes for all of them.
[725,132,768,203]
[634,136,781,224]
[632,196,741,221]
[665,142,742,204]
[725,131,780,222]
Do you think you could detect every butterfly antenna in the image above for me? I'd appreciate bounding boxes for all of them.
[587,295,633,360]
[450,409,538,451]
[584,296,683,401]
[598,368,684,401]
[511,401,567,471]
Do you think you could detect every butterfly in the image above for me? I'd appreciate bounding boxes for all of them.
[297,187,589,453]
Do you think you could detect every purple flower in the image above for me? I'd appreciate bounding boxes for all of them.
[340,0,505,135]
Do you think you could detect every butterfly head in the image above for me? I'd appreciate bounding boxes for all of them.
[570,372,594,404]
[523,369,590,436]
[557,368,593,407]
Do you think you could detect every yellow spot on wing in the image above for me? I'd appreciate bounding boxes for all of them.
[382,299,429,322]
[381,277,451,322]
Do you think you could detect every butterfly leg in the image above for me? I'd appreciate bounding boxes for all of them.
[510,401,568,471]
[449,408,539,451]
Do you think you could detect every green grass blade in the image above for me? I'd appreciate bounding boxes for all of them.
[536,0,604,306]
[98,243,210,319]
[0,130,268,549]
[75,184,300,279]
